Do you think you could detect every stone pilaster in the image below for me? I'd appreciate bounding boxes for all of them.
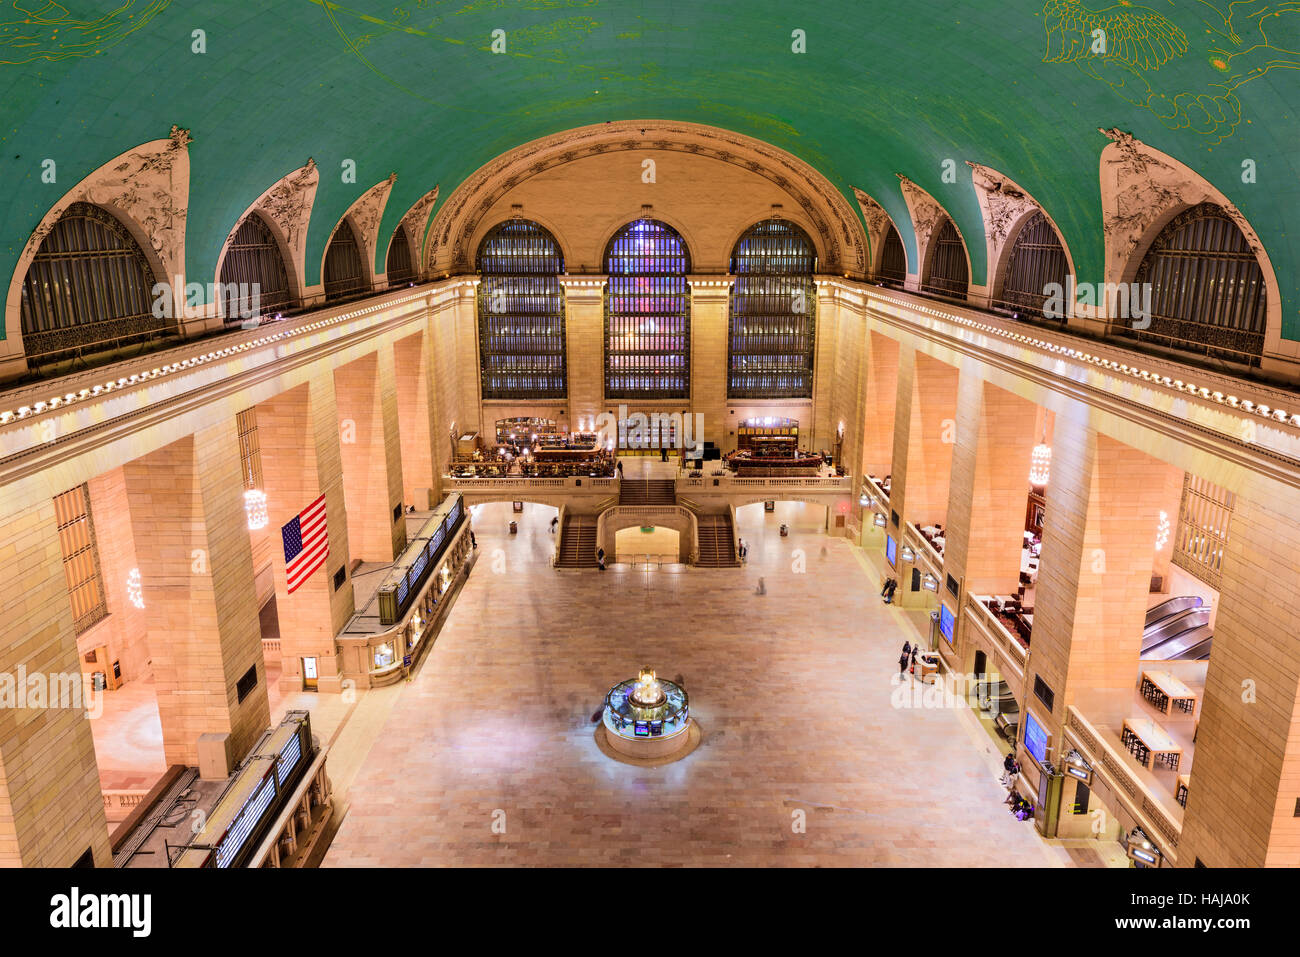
[688,276,731,449]
[334,351,405,562]
[122,419,270,768]
[559,276,606,429]
[0,498,110,867]
[393,330,439,509]
[258,376,353,694]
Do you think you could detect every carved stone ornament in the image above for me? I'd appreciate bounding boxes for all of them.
[398,186,440,273]
[236,158,318,257]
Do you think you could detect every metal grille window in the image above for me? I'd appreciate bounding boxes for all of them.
[476,220,566,399]
[19,201,170,366]
[920,217,969,301]
[878,224,907,287]
[604,219,690,398]
[236,407,263,490]
[218,213,293,321]
[386,224,416,286]
[1125,203,1267,366]
[53,483,107,634]
[323,219,368,303]
[1173,473,1234,588]
[996,211,1068,320]
[728,219,817,398]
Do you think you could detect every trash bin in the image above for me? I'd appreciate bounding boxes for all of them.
[509,520,518,534]
[91,672,107,691]
[779,523,789,537]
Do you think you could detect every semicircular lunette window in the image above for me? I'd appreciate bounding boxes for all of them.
[323,218,369,303]
[604,219,691,399]
[996,211,1068,321]
[476,219,566,399]
[877,223,907,288]
[1125,203,1267,367]
[920,217,969,302]
[728,219,817,398]
[219,212,293,322]
[20,201,170,367]
[386,223,416,286]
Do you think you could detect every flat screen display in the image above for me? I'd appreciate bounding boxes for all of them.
[885,534,897,568]
[634,721,649,736]
[649,720,663,737]
[939,603,955,644]
[1023,711,1049,764]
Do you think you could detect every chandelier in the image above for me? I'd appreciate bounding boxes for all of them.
[244,489,269,530]
[1155,510,1170,551]
[1029,443,1052,487]
[127,568,144,609]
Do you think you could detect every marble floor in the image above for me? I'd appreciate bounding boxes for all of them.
[324,500,1072,867]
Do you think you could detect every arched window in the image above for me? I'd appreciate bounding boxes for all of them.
[996,211,1068,321]
[323,219,368,303]
[219,212,293,322]
[19,202,168,366]
[728,219,817,398]
[1125,203,1267,365]
[386,224,416,286]
[604,219,690,398]
[476,220,566,399]
[920,217,968,301]
[878,224,907,287]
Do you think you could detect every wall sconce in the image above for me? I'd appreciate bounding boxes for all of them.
[900,545,916,562]
[921,572,939,592]
[859,494,871,507]
[873,513,887,527]
[1154,510,1170,551]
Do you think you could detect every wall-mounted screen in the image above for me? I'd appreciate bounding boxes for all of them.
[939,603,956,644]
[885,534,897,568]
[1023,711,1049,765]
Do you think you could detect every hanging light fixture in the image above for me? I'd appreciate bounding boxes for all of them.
[1029,441,1052,487]
[127,568,144,609]
[1155,510,1170,551]
[244,488,269,530]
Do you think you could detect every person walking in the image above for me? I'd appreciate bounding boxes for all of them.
[469,530,477,549]
[550,515,558,533]
[898,648,910,676]
[616,459,624,478]
[596,546,606,571]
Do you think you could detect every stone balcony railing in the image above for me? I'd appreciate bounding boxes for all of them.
[962,594,1029,694]
[1063,704,1183,863]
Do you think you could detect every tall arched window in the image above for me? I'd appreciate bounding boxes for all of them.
[1124,203,1267,365]
[19,202,168,366]
[728,219,817,398]
[219,212,293,322]
[476,219,566,399]
[920,217,968,301]
[878,223,907,287]
[386,224,416,286]
[604,219,690,398]
[996,211,1068,320]
[323,219,368,303]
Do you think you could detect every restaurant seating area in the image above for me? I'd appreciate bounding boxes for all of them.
[981,594,1032,649]
[918,523,945,557]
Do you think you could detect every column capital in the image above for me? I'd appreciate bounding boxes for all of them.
[559,274,608,302]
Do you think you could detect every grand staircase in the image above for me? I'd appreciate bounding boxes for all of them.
[556,515,598,567]
[695,513,740,567]
[619,479,676,506]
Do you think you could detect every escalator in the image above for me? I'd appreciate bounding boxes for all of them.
[1141,598,1214,660]
[978,679,1019,741]
[1144,595,1203,628]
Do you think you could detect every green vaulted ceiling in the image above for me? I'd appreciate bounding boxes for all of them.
[1,1,1297,334]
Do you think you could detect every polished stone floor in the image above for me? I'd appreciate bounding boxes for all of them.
[324,500,1068,867]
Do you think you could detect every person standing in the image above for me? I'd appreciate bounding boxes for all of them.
[616,459,624,478]
[898,648,910,676]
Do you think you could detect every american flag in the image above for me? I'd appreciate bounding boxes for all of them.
[282,493,329,594]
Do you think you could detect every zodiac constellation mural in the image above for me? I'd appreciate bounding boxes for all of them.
[0,0,169,64]
[1042,0,1300,143]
